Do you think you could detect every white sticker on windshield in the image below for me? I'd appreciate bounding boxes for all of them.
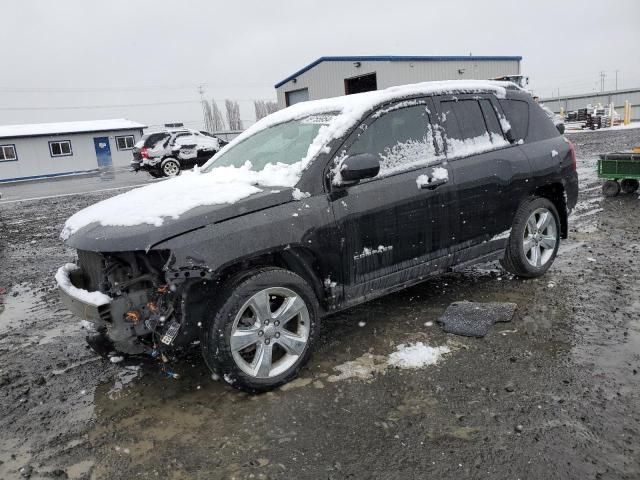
[301,115,334,125]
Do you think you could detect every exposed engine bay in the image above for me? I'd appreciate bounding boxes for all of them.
[75,249,198,366]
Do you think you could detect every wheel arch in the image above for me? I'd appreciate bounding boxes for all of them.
[181,247,329,328]
[533,182,568,238]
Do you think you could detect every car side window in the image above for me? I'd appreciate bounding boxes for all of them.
[345,103,439,177]
[499,99,529,140]
[439,99,507,157]
[479,99,504,141]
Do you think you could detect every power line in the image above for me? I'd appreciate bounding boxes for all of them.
[0,81,271,93]
[0,98,276,111]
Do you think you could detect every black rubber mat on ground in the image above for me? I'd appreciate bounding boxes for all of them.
[438,301,517,337]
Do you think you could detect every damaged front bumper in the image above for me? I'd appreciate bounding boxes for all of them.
[55,263,112,326]
[56,262,156,354]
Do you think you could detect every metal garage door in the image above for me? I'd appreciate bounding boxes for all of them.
[285,88,309,106]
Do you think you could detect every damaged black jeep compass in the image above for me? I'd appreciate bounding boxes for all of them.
[57,80,578,392]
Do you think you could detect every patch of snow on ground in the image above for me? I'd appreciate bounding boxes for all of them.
[55,263,111,306]
[387,342,451,369]
[329,342,452,382]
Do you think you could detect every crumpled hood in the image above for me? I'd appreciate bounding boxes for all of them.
[63,185,294,252]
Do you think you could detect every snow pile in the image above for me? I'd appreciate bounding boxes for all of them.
[61,163,297,238]
[292,188,311,200]
[329,342,452,382]
[387,342,451,369]
[55,263,112,306]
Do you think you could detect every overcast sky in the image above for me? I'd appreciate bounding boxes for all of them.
[1,0,638,130]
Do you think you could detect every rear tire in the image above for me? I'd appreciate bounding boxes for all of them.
[501,197,560,278]
[620,179,639,194]
[201,268,320,393]
[602,180,621,197]
[161,158,181,177]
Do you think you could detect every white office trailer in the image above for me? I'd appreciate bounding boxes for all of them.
[275,55,522,109]
[0,119,145,183]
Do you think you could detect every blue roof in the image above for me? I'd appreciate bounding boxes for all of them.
[274,55,523,88]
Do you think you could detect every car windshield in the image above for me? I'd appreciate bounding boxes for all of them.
[203,114,335,173]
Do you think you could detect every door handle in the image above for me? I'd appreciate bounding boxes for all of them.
[420,178,447,190]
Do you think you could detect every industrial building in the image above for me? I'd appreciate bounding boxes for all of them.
[275,55,522,108]
[0,119,145,183]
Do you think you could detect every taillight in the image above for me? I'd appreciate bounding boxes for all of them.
[568,141,577,171]
[140,147,148,159]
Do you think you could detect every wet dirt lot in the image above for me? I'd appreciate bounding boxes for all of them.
[1,129,639,480]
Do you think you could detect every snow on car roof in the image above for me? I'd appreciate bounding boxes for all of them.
[0,118,146,139]
[204,79,513,171]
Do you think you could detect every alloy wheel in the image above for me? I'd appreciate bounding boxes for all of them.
[230,287,310,378]
[523,207,558,267]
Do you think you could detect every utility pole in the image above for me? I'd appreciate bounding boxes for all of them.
[600,71,606,92]
[615,70,619,91]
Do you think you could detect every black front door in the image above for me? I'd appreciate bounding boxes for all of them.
[328,99,455,306]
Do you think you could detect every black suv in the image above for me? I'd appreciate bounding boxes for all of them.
[131,128,226,177]
[57,81,578,392]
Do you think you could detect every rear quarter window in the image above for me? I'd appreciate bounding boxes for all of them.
[498,99,529,141]
[526,102,562,142]
[143,133,170,148]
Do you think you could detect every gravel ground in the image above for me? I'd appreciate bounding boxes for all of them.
[0,129,639,480]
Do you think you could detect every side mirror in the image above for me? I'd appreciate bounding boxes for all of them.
[338,153,380,184]
[556,123,565,134]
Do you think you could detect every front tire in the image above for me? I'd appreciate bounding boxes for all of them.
[202,268,320,393]
[501,197,560,278]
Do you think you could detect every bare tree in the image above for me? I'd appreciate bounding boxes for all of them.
[254,100,267,121]
[265,100,278,115]
[211,99,226,132]
[225,99,243,131]
[254,100,279,121]
[202,100,214,133]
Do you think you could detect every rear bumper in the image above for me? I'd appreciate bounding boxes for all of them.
[55,263,111,325]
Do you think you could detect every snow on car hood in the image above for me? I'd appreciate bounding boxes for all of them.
[60,163,299,240]
[61,80,512,240]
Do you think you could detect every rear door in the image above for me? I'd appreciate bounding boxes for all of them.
[433,94,531,259]
[329,99,455,302]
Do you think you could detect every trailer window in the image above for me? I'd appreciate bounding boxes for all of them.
[0,144,17,161]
